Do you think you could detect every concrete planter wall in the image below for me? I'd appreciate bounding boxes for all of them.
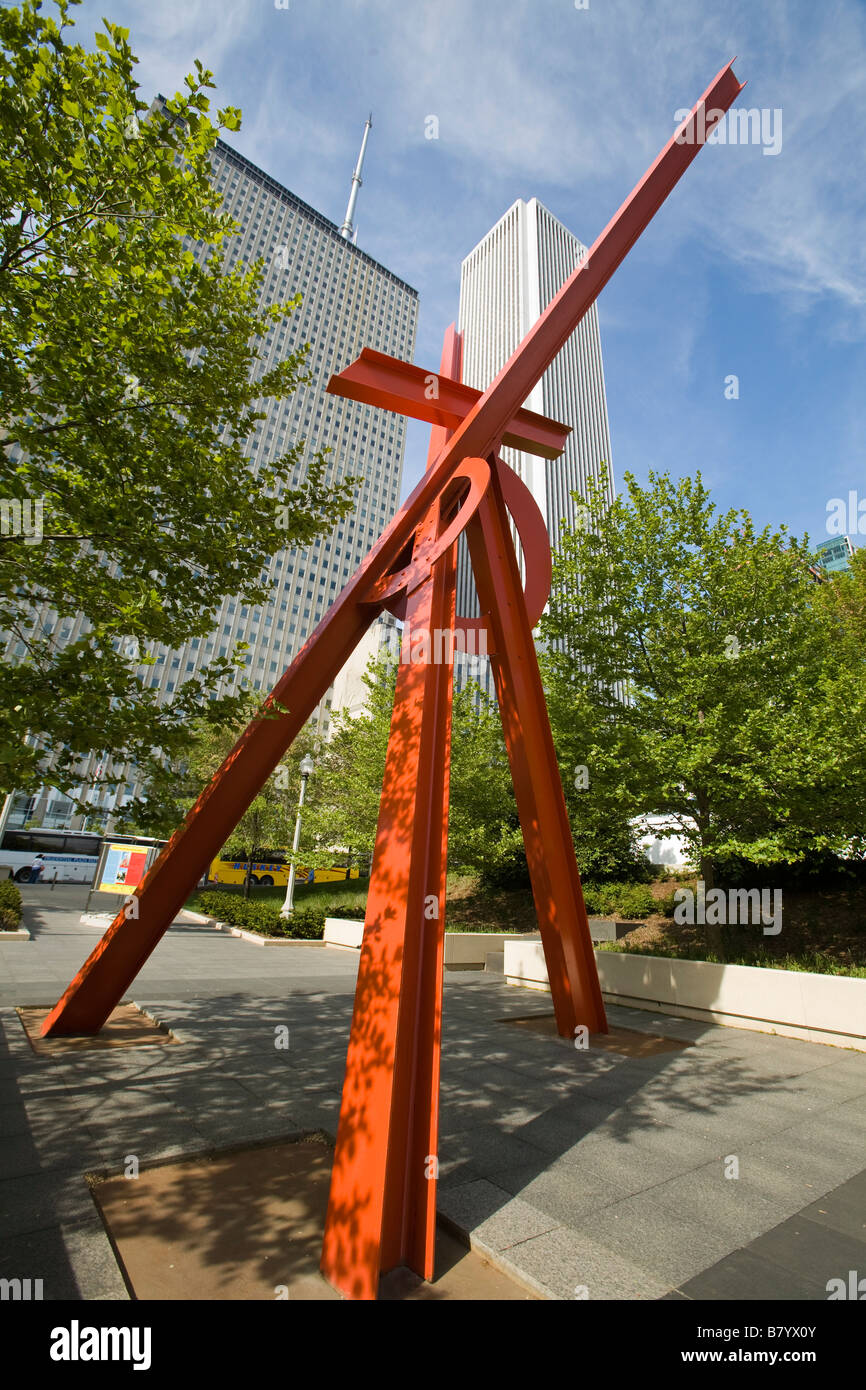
[503,937,866,1052]
[444,932,534,970]
[323,917,364,949]
[323,919,532,969]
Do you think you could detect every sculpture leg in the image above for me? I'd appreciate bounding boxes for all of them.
[465,458,607,1038]
[39,593,381,1036]
[320,547,455,1299]
[320,326,461,1300]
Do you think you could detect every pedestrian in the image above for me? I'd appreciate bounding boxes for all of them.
[29,853,45,884]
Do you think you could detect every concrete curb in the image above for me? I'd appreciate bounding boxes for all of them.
[321,919,542,970]
[435,1210,558,1300]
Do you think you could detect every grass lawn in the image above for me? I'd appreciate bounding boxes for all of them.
[602,878,866,977]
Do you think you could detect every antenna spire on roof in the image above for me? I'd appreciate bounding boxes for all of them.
[340,113,372,241]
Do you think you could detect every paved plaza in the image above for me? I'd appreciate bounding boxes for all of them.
[1,884,865,1300]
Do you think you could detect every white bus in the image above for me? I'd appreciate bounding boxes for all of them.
[0,829,165,884]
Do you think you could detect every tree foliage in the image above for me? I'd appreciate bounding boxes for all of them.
[300,656,397,867]
[299,655,525,878]
[540,468,866,884]
[0,0,355,801]
[300,650,638,889]
[123,691,321,894]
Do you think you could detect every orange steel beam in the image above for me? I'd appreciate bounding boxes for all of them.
[327,347,571,459]
[465,458,607,1037]
[42,60,743,1038]
[320,328,461,1301]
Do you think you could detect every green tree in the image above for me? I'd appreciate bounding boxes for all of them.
[796,543,866,865]
[302,654,566,890]
[540,468,863,888]
[0,0,354,803]
[302,655,397,867]
[447,679,526,887]
[542,676,651,883]
[302,654,525,881]
[448,674,643,887]
[127,692,318,896]
[813,544,866,650]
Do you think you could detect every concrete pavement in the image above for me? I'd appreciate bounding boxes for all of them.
[1,884,864,1300]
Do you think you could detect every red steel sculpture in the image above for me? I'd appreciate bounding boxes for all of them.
[41,62,744,1299]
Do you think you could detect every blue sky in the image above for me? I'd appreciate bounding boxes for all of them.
[66,0,865,552]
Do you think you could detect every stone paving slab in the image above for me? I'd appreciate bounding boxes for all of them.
[674,1170,866,1300]
[799,1168,866,1242]
[572,1188,746,1287]
[632,1160,811,1245]
[677,1247,830,1301]
[491,1157,635,1225]
[0,1218,129,1301]
[492,1224,672,1301]
[544,1126,725,1196]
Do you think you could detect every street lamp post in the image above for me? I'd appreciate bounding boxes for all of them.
[280,755,314,918]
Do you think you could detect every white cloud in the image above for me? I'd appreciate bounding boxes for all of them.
[362,0,866,329]
[68,0,866,343]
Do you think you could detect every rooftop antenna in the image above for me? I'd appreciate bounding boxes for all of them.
[340,113,372,241]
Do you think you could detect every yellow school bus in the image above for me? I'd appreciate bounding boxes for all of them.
[207,850,362,888]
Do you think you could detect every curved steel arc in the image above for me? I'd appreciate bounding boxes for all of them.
[455,457,553,653]
[365,453,553,655]
[364,455,490,606]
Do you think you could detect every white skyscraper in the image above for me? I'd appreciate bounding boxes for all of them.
[455,197,614,690]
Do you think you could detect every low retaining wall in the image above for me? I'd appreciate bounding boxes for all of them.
[323,918,364,949]
[503,938,866,1051]
[444,932,534,970]
[322,920,533,968]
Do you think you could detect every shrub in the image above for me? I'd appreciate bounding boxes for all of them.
[655,889,679,918]
[273,906,325,939]
[613,883,657,918]
[191,890,324,940]
[0,878,22,929]
[325,899,366,920]
[581,883,613,916]
[582,881,656,920]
